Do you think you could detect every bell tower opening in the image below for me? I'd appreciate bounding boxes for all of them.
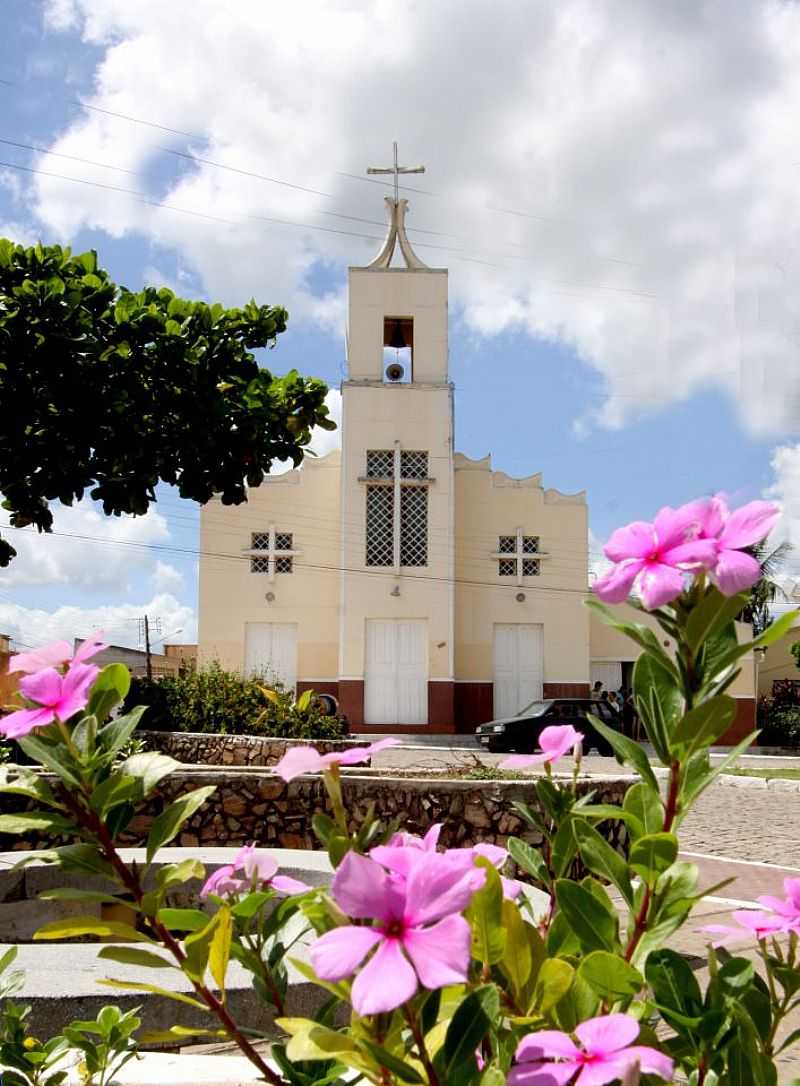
[383,316,414,382]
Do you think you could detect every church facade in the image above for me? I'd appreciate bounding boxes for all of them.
[198,181,755,738]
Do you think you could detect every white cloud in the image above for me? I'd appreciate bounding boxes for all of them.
[27,1,800,437]
[0,500,171,589]
[151,560,185,594]
[588,529,612,586]
[0,593,196,652]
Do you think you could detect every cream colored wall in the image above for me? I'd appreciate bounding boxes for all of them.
[588,604,755,698]
[198,452,341,678]
[454,455,589,683]
[346,268,449,384]
[757,625,800,698]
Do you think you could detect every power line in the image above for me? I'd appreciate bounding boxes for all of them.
[163,147,334,199]
[0,136,139,175]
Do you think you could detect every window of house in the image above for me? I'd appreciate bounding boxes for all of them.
[496,535,541,577]
[250,531,294,574]
[366,485,395,566]
[365,448,429,567]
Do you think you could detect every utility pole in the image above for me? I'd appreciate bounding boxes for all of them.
[144,614,152,681]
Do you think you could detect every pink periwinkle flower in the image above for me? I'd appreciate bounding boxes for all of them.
[593,502,717,610]
[274,737,401,782]
[696,495,781,596]
[701,879,800,946]
[500,724,584,771]
[371,824,523,899]
[200,843,311,899]
[8,633,107,675]
[310,849,485,1015]
[0,663,98,739]
[509,1014,673,1086]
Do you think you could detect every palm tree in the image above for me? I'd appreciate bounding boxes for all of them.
[739,539,793,635]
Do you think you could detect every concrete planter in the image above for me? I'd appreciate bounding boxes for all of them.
[138,731,364,767]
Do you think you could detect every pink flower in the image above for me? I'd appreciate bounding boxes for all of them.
[593,503,717,609]
[757,876,800,925]
[8,633,107,675]
[696,496,781,596]
[0,663,98,739]
[274,738,401,782]
[371,825,523,900]
[200,843,312,898]
[310,849,484,1015]
[500,724,584,771]
[510,1014,673,1086]
[701,880,800,946]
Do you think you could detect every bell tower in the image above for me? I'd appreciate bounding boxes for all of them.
[338,146,455,731]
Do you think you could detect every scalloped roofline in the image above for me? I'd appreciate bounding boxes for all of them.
[454,452,586,504]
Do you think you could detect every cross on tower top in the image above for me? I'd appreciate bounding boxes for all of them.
[367,141,425,204]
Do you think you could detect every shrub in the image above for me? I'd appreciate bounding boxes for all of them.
[122,662,345,739]
[758,699,800,747]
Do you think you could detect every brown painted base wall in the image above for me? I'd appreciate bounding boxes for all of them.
[719,698,756,745]
[455,682,494,733]
[543,682,591,699]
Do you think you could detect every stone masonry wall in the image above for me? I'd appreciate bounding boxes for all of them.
[0,768,636,858]
[138,731,366,767]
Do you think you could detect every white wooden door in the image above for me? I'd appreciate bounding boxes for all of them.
[493,624,543,718]
[365,619,428,726]
[244,623,297,693]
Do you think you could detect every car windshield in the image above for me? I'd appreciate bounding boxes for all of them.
[516,700,552,718]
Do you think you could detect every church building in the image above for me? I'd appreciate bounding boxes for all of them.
[198,152,753,737]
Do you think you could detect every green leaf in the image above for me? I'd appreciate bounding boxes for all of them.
[633,652,680,761]
[120,752,179,794]
[508,836,550,884]
[140,1026,227,1044]
[681,731,759,807]
[87,664,131,719]
[362,1043,424,1084]
[16,734,83,788]
[465,857,506,965]
[686,589,749,652]
[671,696,737,756]
[578,951,644,1002]
[551,816,579,879]
[156,907,209,932]
[587,714,659,791]
[629,833,678,886]
[645,948,702,1020]
[533,958,574,1013]
[208,906,232,994]
[584,599,679,678]
[96,707,147,758]
[499,899,536,1002]
[89,774,140,817]
[554,879,617,952]
[622,781,663,838]
[37,888,123,906]
[96,978,206,1010]
[34,915,151,942]
[0,812,74,835]
[443,987,499,1075]
[157,857,206,889]
[97,946,174,969]
[146,785,216,862]
[296,689,314,712]
[573,819,634,906]
[580,803,644,840]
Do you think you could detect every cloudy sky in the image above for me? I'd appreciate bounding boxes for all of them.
[3,0,800,650]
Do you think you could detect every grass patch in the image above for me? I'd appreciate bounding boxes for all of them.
[725,767,800,781]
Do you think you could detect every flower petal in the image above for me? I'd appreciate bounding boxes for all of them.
[516,1031,581,1062]
[653,503,704,551]
[350,937,418,1015]
[334,737,402,767]
[603,521,654,562]
[270,875,312,895]
[274,746,325,781]
[732,909,786,938]
[19,668,64,708]
[7,641,72,674]
[637,562,685,609]
[499,752,550,769]
[55,662,98,721]
[622,1046,674,1081]
[593,560,643,604]
[72,633,109,665]
[200,864,237,898]
[370,845,428,878]
[310,925,382,981]
[402,914,472,988]
[508,1062,579,1086]
[404,853,485,926]
[711,548,761,596]
[718,500,780,550]
[422,823,442,849]
[575,1060,627,1086]
[662,538,718,569]
[575,1013,640,1055]
[0,706,55,738]
[331,850,397,920]
[539,725,583,758]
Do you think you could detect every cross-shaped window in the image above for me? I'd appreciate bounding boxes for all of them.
[362,446,432,570]
[493,530,549,585]
[246,528,302,580]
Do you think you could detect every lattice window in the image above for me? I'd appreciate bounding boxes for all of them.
[275,557,293,573]
[498,536,516,554]
[498,558,516,577]
[522,559,540,576]
[275,532,293,551]
[250,555,271,574]
[251,532,270,551]
[366,486,394,565]
[522,536,539,554]
[401,486,428,566]
[366,450,393,478]
[401,450,428,480]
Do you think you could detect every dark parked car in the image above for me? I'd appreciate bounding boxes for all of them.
[475,698,620,754]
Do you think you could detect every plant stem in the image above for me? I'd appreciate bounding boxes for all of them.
[403,1006,440,1086]
[58,786,284,1086]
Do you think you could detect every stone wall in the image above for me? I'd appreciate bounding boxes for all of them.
[138,731,366,767]
[0,768,636,857]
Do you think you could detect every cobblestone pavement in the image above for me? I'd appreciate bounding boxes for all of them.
[679,780,800,867]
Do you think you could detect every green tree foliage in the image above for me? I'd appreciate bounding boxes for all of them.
[739,538,792,635]
[0,239,335,566]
